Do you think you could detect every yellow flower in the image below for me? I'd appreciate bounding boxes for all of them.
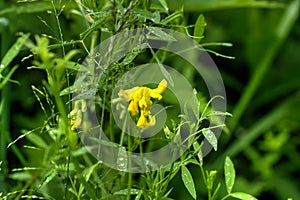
[68,99,87,130]
[118,79,167,128]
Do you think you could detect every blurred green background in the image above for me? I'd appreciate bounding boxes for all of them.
[1,0,299,199]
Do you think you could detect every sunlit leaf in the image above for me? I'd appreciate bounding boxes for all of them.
[114,188,141,195]
[229,192,257,200]
[147,27,176,41]
[134,189,143,200]
[194,14,206,43]
[203,129,218,151]
[181,165,196,199]
[60,85,74,96]
[8,172,31,181]
[224,156,235,194]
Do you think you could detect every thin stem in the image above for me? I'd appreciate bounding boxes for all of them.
[220,194,230,200]
[126,136,132,200]
[51,0,65,57]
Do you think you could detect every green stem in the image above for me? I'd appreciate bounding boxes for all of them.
[220,194,230,200]
[54,94,68,124]
[126,136,132,200]
[51,0,65,57]
[229,0,299,130]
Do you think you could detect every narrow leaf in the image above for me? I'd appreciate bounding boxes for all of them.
[148,27,176,41]
[114,188,140,195]
[26,133,47,149]
[134,189,143,200]
[84,161,101,182]
[159,64,174,87]
[148,45,174,87]
[1,33,30,68]
[181,165,197,199]
[158,0,169,12]
[194,14,206,43]
[8,172,31,181]
[132,9,160,23]
[0,65,19,88]
[80,17,107,40]
[160,11,183,25]
[60,85,74,96]
[203,129,218,151]
[224,156,236,194]
[229,192,257,200]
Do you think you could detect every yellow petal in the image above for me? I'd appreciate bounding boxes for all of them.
[128,100,139,116]
[155,79,168,94]
[149,91,162,100]
[71,110,82,130]
[137,114,147,127]
[118,87,138,101]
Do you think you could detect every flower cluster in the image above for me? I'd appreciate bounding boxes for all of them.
[68,99,87,130]
[118,79,167,128]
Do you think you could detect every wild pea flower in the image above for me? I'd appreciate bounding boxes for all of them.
[118,79,167,128]
[68,99,87,130]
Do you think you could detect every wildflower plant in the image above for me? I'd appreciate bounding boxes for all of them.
[2,0,296,199]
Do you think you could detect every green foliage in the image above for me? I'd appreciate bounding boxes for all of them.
[0,0,299,199]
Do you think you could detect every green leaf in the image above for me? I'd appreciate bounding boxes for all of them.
[158,0,169,12]
[229,192,257,200]
[224,156,236,194]
[0,33,30,69]
[80,15,108,40]
[193,141,203,165]
[147,27,176,41]
[132,9,160,23]
[8,172,31,181]
[203,129,218,151]
[0,2,51,15]
[0,65,19,88]
[160,10,183,25]
[60,85,74,96]
[84,161,101,182]
[26,133,47,149]
[181,165,197,199]
[193,14,206,43]
[148,44,174,87]
[114,188,141,195]
[159,63,174,87]
[38,170,56,189]
[134,189,143,200]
